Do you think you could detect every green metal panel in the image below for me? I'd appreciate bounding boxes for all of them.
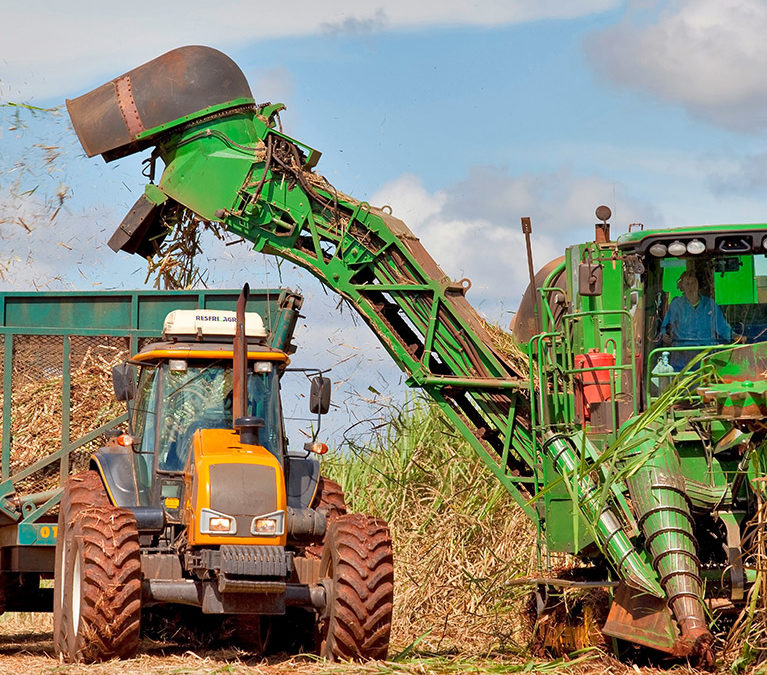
[661,258,685,297]
[0,288,302,547]
[542,456,593,552]
[715,256,756,305]
[0,289,295,339]
[17,522,58,546]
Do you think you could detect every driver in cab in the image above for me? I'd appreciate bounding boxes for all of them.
[660,270,734,358]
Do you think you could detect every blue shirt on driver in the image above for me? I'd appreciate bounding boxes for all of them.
[660,295,732,347]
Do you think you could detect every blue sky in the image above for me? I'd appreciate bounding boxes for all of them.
[3,0,767,442]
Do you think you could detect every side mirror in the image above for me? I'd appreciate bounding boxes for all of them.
[309,375,331,415]
[578,262,603,296]
[112,363,136,402]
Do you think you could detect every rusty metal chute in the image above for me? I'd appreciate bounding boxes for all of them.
[66,46,254,161]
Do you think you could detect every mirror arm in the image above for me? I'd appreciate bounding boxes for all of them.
[125,400,134,436]
[312,408,322,443]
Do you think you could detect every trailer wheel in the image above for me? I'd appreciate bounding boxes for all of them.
[54,472,142,662]
[319,514,394,661]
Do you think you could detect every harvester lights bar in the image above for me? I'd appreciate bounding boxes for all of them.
[667,240,687,256]
[250,510,285,536]
[649,239,705,257]
[200,508,237,535]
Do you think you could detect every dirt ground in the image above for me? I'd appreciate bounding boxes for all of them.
[0,611,682,675]
[0,611,368,675]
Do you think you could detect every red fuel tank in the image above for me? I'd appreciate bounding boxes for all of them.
[574,349,615,422]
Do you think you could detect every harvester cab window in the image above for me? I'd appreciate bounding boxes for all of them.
[648,253,767,382]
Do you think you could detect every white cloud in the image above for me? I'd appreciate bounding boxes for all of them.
[586,0,767,131]
[1,0,618,102]
[371,169,657,320]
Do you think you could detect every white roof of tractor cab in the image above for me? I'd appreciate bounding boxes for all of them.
[162,309,267,341]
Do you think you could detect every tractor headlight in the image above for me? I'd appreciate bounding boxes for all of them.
[686,239,705,255]
[649,242,667,257]
[200,508,237,535]
[250,510,285,536]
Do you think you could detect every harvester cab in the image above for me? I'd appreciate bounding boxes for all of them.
[52,287,394,663]
[632,230,767,385]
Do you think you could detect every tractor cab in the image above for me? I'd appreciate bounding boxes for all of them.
[98,300,331,542]
[126,308,288,509]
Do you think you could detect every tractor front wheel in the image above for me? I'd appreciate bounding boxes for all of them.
[53,472,142,662]
[319,513,394,661]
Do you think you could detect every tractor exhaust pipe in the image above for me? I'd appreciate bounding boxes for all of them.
[233,283,250,427]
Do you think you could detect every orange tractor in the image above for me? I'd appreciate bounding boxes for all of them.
[53,286,394,662]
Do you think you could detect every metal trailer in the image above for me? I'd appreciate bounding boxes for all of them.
[0,288,301,611]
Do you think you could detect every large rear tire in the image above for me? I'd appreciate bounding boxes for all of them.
[54,471,109,656]
[319,513,394,661]
[306,477,347,560]
[53,471,142,662]
[312,477,347,520]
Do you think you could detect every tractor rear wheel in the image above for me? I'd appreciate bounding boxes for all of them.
[53,471,142,662]
[306,477,347,560]
[319,513,394,661]
[54,471,109,656]
[313,477,347,520]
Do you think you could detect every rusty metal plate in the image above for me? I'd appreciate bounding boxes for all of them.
[602,582,677,653]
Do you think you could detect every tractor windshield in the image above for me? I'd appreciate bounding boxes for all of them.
[131,360,283,480]
[645,253,767,389]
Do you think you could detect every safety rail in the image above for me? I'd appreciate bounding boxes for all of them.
[529,308,637,436]
[645,344,725,403]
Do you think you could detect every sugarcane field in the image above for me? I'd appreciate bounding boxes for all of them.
[5,4,767,675]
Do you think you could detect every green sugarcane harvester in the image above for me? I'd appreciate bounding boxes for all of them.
[67,46,767,662]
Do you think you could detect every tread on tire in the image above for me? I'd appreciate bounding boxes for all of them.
[53,470,142,662]
[319,513,394,661]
